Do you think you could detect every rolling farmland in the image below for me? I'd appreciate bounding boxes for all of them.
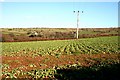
[1,2,119,79]
[1,36,120,79]
[2,36,119,56]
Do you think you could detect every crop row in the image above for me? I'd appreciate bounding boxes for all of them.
[2,36,119,56]
[2,59,120,79]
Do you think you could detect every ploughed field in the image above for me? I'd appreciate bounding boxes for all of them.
[1,36,120,79]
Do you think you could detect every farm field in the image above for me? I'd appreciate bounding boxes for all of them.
[1,36,120,79]
[1,2,120,80]
[1,28,119,42]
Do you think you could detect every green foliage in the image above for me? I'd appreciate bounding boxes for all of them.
[27,69,56,78]
[2,36,119,56]
[1,36,120,79]
[55,60,120,80]
[2,59,120,79]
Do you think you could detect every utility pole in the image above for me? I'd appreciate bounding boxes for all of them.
[73,11,83,39]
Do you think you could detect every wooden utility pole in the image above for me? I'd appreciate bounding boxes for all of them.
[74,11,83,39]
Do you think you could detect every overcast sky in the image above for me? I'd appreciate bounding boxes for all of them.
[0,0,119,28]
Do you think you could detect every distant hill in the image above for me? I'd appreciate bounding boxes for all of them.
[0,28,119,42]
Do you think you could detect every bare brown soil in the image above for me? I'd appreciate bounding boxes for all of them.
[2,53,120,72]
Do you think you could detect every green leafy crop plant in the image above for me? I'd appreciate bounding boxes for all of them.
[2,36,119,56]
